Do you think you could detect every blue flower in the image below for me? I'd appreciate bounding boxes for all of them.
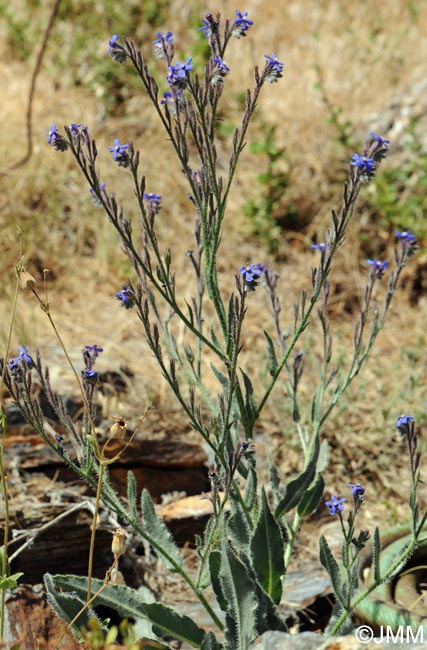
[167,58,193,89]
[350,154,375,172]
[115,284,135,309]
[107,34,120,54]
[211,57,230,84]
[325,495,346,515]
[8,345,33,371]
[143,192,162,204]
[370,132,390,147]
[153,31,173,45]
[396,415,414,430]
[69,123,81,136]
[239,264,266,291]
[153,31,174,60]
[85,344,103,358]
[311,243,328,251]
[109,139,129,165]
[264,53,284,83]
[232,10,253,38]
[83,368,98,383]
[367,259,389,278]
[395,230,417,243]
[47,124,68,152]
[107,35,127,63]
[348,483,365,498]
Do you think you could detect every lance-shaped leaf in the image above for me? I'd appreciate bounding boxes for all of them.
[200,631,223,650]
[297,473,325,517]
[319,535,344,606]
[143,603,206,648]
[275,435,320,518]
[244,462,257,511]
[220,541,258,650]
[263,330,278,377]
[141,489,183,571]
[250,487,285,604]
[240,369,259,424]
[44,573,100,639]
[227,497,252,552]
[127,470,138,520]
[373,526,381,583]
[209,550,228,612]
[46,574,155,618]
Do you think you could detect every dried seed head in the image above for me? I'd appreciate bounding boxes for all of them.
[112,528,126,560]
[17,269,37,291]
[110,417,128,439]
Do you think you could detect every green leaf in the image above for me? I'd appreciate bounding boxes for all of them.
[319,535,343,605]
[250,488,285,604]
[317,439,329,473]
[297,473,325,517]
[143,603,206,647]
[0,572,24,591]
[227,498,252,552]
[46,574,155,620]
[275,435,320,518]
[263,330,278,377]
[141,489,183,571]
[240,369,258,423]
[210,362,229,397]
[220,541,258,650]
[127,470,138,520]
[209,550,228,611]
[200,631,223,650]
[373,526,381,583]
[44,574,100,640]
[244,462,257,511]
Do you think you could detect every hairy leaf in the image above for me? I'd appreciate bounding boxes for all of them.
[319,535,343,605]
[250,487,285,604]
[127,470,138,520]
[297,473,325,517]
[263,330,278,377]
[220,541,258,650]
[143,602,206,647]
[44,573,100,640]
[141,489,183,571]
[275,435,320,518]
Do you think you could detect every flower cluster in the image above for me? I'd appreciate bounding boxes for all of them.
[109,139,129,167]
[107,35,128,63]
[115,284,135,309]
[325,495,346,516]
[350,154,375,173]
[395,230,418,257]
[239,263,267,291]
[325,483,366,515]
[232,10,253,38]
[81,344,103,384]
[152,31,174,61]
[264,54,284,83]
[367,258,389,279]
[211,57,230,85]
[47,124,68,152]
[8,345,33,371]
[167,58,193,89]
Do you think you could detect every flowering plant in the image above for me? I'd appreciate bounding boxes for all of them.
[1,8,422,649]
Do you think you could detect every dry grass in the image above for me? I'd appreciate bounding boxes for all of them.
[1,0,427,517]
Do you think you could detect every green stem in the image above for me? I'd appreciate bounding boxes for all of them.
[87,460,104,602]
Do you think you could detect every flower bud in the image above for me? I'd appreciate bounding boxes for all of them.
[112,528,126,560]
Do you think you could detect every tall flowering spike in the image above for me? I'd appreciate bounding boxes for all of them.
[264,53,284,83]
[107,35,127,63]
[325,495,346,516]
[115,284,135,309]
[232,10,253,38]
[367,258,389,279]
[109,139,130,167]
[47,124,68,152]
[239,263,267,291]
